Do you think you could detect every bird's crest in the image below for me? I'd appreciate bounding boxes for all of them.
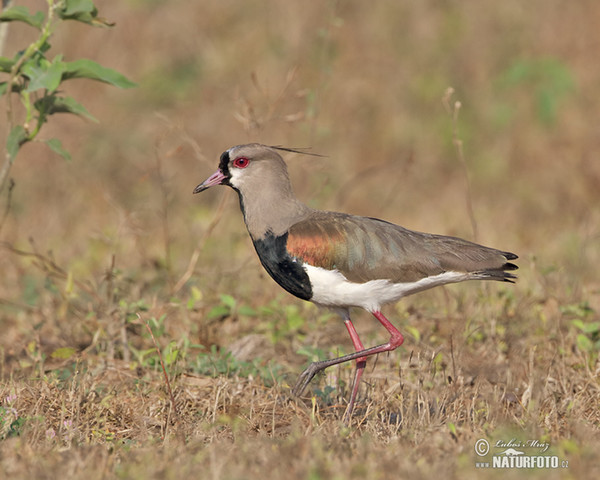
[269,145,326,158]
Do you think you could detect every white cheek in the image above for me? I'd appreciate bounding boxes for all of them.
[229,167,245,188]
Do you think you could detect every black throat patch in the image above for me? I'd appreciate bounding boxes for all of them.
[252,232,313,301]
[218,150,232,186]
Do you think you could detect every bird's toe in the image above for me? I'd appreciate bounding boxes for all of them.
[292,362,322,396]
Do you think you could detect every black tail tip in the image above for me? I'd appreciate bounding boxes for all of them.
[502,251,518,273]
[503,272,518,283]
[504,262,519,271]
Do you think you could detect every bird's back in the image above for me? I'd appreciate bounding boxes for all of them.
[286,211,517,284]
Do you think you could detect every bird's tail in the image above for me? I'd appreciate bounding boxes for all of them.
[475,252,518,283]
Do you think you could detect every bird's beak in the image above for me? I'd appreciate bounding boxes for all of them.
[193,169,226,194]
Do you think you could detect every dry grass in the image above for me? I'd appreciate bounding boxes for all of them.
[1,0,600,478]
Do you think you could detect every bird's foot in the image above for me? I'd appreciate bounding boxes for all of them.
[292,361,324,397]
[292,346,388,398]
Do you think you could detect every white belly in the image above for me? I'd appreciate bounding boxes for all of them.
[303,264,468,312]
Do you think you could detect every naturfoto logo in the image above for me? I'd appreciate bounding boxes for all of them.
[474,438,569,470]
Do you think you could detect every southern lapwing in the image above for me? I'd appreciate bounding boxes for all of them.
[194,143,518,420]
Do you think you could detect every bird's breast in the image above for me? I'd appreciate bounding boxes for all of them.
[252,232,313,301]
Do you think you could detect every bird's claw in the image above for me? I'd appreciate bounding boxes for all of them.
[292,362,321,397]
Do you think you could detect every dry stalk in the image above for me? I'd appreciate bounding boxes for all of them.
[138,313,179,434]
[172,191,228,294]
[442,87,479,241]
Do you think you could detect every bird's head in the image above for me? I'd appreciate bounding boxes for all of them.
[194,143,324,196]
[193,143,293,196]
[194,144,320,237]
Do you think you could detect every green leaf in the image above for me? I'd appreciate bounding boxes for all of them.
[163,344,179,366]
[0,6,44,29]
[58,0,115,27]
[8,416,27,437]
[0,82,7,96]
[62,0,96,15]
[0,56,15,73]
[53,96,97,121]
[562,302,594,318]
[238,305,258,316]
[6,125,28,160]
[50,347,76,360]
[432,352,444,370]
[45,138,72,161]
[207,305,230,319]
[220,294,236,309]
[576,334,594,353]
[62,59,136,88]
[572,319,600,335]
[35,95,98,122]
[22,57,66,93]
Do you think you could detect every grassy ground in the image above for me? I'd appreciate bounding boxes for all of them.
[1,0,599,478]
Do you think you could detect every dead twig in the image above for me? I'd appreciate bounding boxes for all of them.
[172,191,229,294]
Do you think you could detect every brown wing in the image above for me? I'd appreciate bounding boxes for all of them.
[287,211,517,283]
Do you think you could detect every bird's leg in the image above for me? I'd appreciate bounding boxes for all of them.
[371,310,405,348]
[292,310,405,408]
[343,315,366,421]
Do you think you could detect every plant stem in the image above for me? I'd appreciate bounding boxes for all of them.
[1,0,56,194]
[0,1,14,57]
[442,87,478,241]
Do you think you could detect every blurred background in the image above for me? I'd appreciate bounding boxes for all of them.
[1,0,599,369]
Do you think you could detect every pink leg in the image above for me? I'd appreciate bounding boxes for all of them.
[293,310,405,421]
[343,317,367,420]
[371,310,405,350]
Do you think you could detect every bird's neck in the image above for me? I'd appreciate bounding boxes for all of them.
[237,189,313,240]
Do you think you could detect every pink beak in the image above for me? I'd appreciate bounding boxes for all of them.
[193,169,226,194]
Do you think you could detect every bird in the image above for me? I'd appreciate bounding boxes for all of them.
[193,143,518,421]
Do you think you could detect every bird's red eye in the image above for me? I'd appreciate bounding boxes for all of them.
[233,157,250,168]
